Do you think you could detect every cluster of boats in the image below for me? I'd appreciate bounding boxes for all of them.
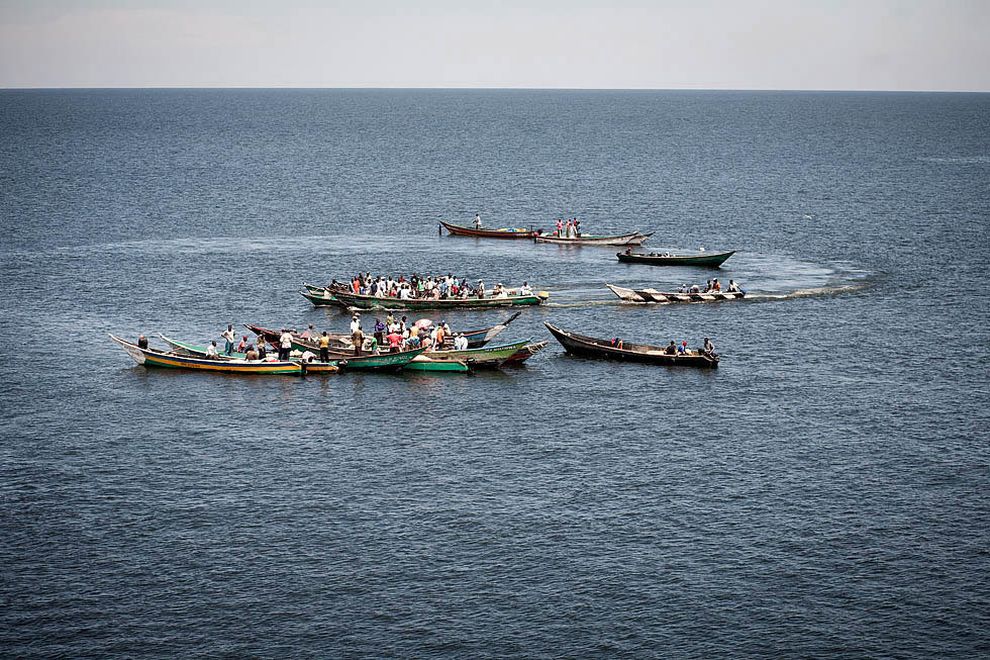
[110,314,548,375]
[440,219,735,267]
[110,216,740,376]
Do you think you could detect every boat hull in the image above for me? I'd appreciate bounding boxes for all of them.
[605,284,746,304]
[535,232,650,246]
[440,220,538,239]
[543,323,718,368]
[406,357,471,372]
[337,347,428,371]
[616,250,735,267]
[109,335,303,375]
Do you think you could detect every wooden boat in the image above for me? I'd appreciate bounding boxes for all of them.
[543,323,719,368]
[109,334,303,375]
[605,283,746,304]
[329,290,548,311]
[405,357,471,372]
[298,360,340,374]
[335,347,428,371]
[440,220,539,239]
[246,313,519,353]
[417,339,533,368]
[535,231,651,246]
[300,288,337,306]
[616,250,735,268]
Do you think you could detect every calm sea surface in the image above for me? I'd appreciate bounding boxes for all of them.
[1,89,988,657]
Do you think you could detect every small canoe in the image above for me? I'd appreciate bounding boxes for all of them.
[605,284,746,304]
[535,231,651,246]
[543,323,719,368]
[405,356,471,372]
[616,250,735,268]
[440,220,539,239]
[109,334,303,375]
[300,289,337,306]
[330,290,548,311]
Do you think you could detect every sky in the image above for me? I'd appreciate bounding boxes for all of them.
[1,0,988,90]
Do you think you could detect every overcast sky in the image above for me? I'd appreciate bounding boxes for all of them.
[1,0,987,90]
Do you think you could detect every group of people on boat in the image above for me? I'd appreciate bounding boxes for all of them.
[553,218,582,238]
[297,313,471,359]
[609,336,716,357]
[677,279,741,294]
[332,272,533,300]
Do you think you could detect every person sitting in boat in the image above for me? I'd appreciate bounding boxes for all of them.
[624,248,633,255]
[476,280,486,298]
[474,213,482,229]
[137,334,149,349]
[665,341,678,355]
[300,350,317,363]
[454,333,469,350]
[678,340,688,354]
[728,279,740,292]
[690,284,701,293]
[703,337,715,356]
[610,337,623,349]
[712,279,721,292]
[245,345,259,361]
[520,281,533,296]
[206,340,219,359]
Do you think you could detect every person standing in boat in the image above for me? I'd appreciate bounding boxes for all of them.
[221,324,236,356]
[474,213,482,229]
[278,329,293,361]
[373,318,385,347]
[574,218,581,237]
[319,332,330,363]
[555,218,563,236]
[351,326,365,356]
[236,335,249,353]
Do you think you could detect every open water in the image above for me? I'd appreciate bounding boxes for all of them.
[1,90,988,657]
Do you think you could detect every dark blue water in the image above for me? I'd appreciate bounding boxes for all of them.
[2,90,988,657]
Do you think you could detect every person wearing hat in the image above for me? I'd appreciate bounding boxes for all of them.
[349,315,361,334]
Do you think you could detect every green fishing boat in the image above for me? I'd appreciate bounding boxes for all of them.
[300,288,338,306]
[419,339,533,367]
[404,357,471,372]
[329,290,548,311]
[336,347,428,371]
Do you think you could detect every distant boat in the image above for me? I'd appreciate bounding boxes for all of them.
[605,284,745,304]
[440,220,540,239]
[616,250,735,268]
[544,323,719,368]
[535,231,651,246]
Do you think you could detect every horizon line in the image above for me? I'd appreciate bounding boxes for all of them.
[2,85,989,94]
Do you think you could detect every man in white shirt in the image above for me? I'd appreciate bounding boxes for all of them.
[349,315,361,333]
[206,340,219,359]
[474,213,482,228]
[279,330,293,361]
[221,324,236,355]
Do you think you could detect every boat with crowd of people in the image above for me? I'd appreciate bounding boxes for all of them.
[535,231,651,246]
[110,334,306,375]
[605,282,745,304]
